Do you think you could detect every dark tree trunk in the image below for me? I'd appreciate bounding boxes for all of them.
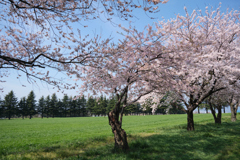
[206,108,208,114]
[215,107,222,124]
[230,104,237,122]
[187,110,194,131]
[108,87,129,150]
[29,114,32,119]
[108,110,129,150]
[198,106,200,114]
[223,106,225,113]
[210,103,222,124]
[210,104,216,123]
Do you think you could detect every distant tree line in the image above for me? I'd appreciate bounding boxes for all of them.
[0,90,185,120]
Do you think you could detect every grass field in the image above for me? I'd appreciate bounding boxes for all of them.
[0,113,240,160]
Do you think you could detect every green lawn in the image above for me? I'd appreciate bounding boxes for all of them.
[0,113,239,160]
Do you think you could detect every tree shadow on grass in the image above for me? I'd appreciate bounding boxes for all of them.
[2,121,240,160]
[80,121,240,160]
[0,136,109,160]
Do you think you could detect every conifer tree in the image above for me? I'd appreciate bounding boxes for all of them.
[0,97,4,118]
[50,93,58,118]
[38,96,45,119]
[56,99,64,117]
[45,95,51,118]
[78,96,87,116]
[69,96,77,117]
[87,96,96,116]
[93,96,107,116]
[62,95,69,117]
[106,95,116,115]
[18,97,28,119]
[27,91,36,119]
[4,91,18,120]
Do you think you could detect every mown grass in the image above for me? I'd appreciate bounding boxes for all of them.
[0,113,239,160]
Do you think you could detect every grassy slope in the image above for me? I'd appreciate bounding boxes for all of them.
[0,113,239,160]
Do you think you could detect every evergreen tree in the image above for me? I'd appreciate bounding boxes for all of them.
[56,99,64,117]
[4,90,18,120]
[155,105,168,114]
[168,101,185,114]
[62,95,69,117]
[124,103,141,115]
[45,95,51,118]
[69,96,77,117]
[87,96,96,116]
[78,96,87,116]
[18,97,28,119]
[93,96,107,116]
[106,95,116,115]
[0,97,4,118]
[26,91,36,119]
[76,97,81,116]
[102,97,108,115]
[50,93,58,118]
[68,96,72,116]
[38,96,45,118]
[92,102,99,116]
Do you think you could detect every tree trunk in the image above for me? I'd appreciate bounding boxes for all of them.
[108,110,129,150]
[206,108,208,114]
[230,104,237,122]
[187,110,194,131]
[198,106,200,114]
[209,103,221,124]
[223,106,225,113]
[215,107,222,124]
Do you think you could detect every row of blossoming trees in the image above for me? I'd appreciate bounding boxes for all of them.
[72,6,240,149]
[1,1,240,150]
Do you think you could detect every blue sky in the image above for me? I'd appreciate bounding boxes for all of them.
[1,0,240,113]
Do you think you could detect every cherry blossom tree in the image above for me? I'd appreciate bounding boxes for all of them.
[0,0,168,91]
[224,84,240,122]
[151,5,240,130]
[77,23,174,149]
[75,3,240,149]
[228,96,240,122]
[205,91,228,124]
[139,91,180,114]
[205,82,240,123]
[138,92,163,114]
